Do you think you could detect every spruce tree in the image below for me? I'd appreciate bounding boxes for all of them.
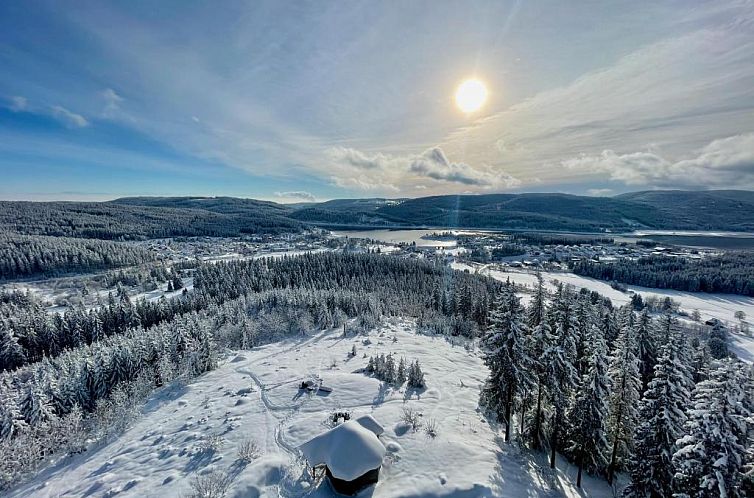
[566,323,610,488]
[624,338,691,498]
[673,360,751,498]
[481,285,531,441]
[606,310,641,484]
[542,284,578,468]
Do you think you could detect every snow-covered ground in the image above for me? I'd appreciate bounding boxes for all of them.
[12,322,615,498]
[453,262,754,362]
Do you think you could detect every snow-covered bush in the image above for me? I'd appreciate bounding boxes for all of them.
[189,469,232,498]
[400,407,422,432]
[199,433,225,454]
[237,437,260,462]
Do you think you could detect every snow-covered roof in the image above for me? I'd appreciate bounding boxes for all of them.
[354,414,384,436]
[298,418,386,481]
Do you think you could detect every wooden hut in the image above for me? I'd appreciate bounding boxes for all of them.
[298,415,385,495]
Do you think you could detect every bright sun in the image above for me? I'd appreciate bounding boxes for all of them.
[455,78,488,113]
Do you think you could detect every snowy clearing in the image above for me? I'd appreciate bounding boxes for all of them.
[11,322,615,498]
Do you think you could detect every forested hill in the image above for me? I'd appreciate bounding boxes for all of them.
[0,198,301,240]
[291,190,754,232]
[2,190,754,239]
[615,190,754,230]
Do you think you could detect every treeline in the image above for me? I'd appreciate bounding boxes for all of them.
[2,253,496,372]
[0,253,500,488]
[572,253,754,296]
[480,275,753,496]
[0,233,157,280]
[0,200,301,240]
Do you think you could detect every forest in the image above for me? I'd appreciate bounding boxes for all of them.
[0,233,157,279]
[0,253,497,488]
[571,253,754,296]
[0,200,301,240]
[0,253,751,496]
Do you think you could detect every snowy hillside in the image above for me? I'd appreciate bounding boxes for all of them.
[453,262,754,362]
[10,322,614,498]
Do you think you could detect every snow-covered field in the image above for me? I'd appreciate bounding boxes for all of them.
[452,263,754,362]
[12,322,614,498]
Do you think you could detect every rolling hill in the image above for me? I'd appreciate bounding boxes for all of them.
[2,190,753,240]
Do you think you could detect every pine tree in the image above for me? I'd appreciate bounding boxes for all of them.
[566,323,610,488]
[635,308,656,395]
[606,310,641,484]
[624,338,691,498]
[672,360,751,498]
[525,273,551,449]
[708,320,729,359]
[407,360,425,388]
[542,284,578,468]
[481,286,532,441]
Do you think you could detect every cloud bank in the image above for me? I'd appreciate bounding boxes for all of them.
[562,133,754,188]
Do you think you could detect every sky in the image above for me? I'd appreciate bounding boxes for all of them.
[1,0,753,202]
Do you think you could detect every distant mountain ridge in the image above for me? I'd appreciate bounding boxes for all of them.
[1,190,753,240]
[292,190,754,232]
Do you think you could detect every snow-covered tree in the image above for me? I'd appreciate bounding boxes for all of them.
[566,323,610,488]
[542,283,579,468]
[707,320,729,359]
[624,337,691,498]
[635,308,656,395]
[606,309,641,484]
[481,285,532,441]
[673,360,751,498]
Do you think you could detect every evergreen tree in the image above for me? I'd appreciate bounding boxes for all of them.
[542,284,578,468]
[635,308,656,394]
[481,285,531,441]
[673,360,751,498]
[624,338,691,498]
[606,310,641,484]
[566,323,610,488]
[707,320,729,359]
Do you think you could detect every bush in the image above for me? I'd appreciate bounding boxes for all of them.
[237,438,260,463]
[189,469,232,498]
[424,418,439,438]
[400,407,421,432]
[199,434,225,453]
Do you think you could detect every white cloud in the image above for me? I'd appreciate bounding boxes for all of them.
[327,146,519,193]
[562,133,754,188]
[9,96,27,111]
[50,105,89,128]
[441,8,754,188]
[274,191,316,202]
[101,88,123,117]
[586,188,614,197]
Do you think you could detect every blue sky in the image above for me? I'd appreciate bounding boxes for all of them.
[1,0,753,202]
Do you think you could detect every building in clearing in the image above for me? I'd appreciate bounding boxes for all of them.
[298,415,385,495]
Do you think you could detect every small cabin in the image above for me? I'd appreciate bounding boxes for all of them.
[298,415,385,495]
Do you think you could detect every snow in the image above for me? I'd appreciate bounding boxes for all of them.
[298,418,386,481]
[10,322,615,498]
[453,262,754,362]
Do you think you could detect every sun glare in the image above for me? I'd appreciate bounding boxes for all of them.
[455,78,487,113]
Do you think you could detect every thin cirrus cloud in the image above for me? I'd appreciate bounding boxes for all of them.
[50,105,89,128]
[0,1,752,199]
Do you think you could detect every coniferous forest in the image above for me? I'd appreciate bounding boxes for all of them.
[0,252,751,496]
[572,253,754,296]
